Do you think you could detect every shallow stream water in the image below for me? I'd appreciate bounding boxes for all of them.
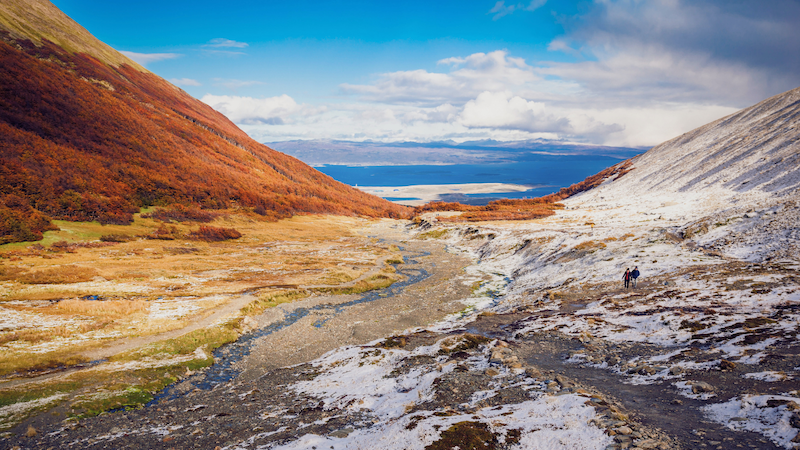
[150,247,431,404]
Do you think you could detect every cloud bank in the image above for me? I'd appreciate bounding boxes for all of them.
[200,0,799,147]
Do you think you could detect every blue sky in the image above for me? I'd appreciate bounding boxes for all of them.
[52,0,800,147]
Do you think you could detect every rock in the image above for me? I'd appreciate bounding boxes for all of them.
[691,381,714,394]
[669,366,683,375]
[634,438,659,449]
[330,428,353,438]
[25,425,36,437]
[485,368,500,377]
[240,316,259,333]
[640,366,657,376]
[719,360,736,371]
[790,413,800,429]
[616,426,633,435]
[671,399,683,405]
[525,367,542,378]
[555,374,572,387]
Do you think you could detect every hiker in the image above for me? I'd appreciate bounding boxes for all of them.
[631,266,640,288]
[623,268,631,289]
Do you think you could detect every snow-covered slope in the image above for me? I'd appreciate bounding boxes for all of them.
[576,86,800,209]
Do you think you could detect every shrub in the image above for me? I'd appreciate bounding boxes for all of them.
[146,224,181,240]
[188,225,242,242]
[99,234,135,243]
[142,205,220,223]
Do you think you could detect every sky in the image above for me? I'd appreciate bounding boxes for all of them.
[52,0,800,147]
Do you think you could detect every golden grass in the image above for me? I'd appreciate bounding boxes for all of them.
[54,298,148,317]
[17,265,99,284]
[0,212,399,423]
[0,327,71,345]
[417,229,449,239]
[574,240,607,251]
[0,348,91,377]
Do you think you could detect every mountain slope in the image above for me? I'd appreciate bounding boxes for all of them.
[0,0,408,243]
[573,86,800,206]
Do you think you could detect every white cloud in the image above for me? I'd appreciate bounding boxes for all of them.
[341,50,538,105]
[170,78,201,87]
[488,0,547,20]
[119,51,181,66]
[459,91,570,133]
[205,38,248,48]
[201,94,306,125]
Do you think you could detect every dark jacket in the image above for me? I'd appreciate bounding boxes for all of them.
[631,269,640,279]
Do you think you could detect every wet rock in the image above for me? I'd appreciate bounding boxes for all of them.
[330,428,353,438]
[524,367,542,378]
[691,381,714,394]
[555,374,573,387]
[640,366,657,376]
[790,413,800,429]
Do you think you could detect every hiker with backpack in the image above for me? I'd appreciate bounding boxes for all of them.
[631,266,640,287]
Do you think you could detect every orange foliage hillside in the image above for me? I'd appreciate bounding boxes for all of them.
[0,31,408,242]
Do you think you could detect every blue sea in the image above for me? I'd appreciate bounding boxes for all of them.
[316,153,627,205]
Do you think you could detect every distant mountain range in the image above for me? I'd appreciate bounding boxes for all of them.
[267,139,644,166]
[0,0,407,243]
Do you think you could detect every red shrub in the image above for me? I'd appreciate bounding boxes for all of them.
[188,226,242,242]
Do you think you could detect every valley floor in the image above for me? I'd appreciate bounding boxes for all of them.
[2,195,800,449]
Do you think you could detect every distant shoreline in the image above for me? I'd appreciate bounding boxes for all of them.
[356,182,545,206]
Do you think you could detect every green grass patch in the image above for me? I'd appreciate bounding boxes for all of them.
[69,359,212,418]
[111,326,238,362]
[318,271,356,285]
[314,273,398,295]
[417,229,448,240]
[242,289,310,316]
[0,350,90,378]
